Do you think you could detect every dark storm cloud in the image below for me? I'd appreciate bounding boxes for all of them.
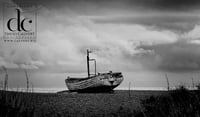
[9,0,200,33]
[136,40,200,72]
[127,0,200,11]
[94,15,200,24]
[12,0,200,12]
[93,15,199,33]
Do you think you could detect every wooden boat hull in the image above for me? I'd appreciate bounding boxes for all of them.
[65,72,123,93]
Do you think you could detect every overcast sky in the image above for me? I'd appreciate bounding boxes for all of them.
[0,0,200,90]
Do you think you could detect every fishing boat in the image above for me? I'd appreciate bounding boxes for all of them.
[65,50,124,93]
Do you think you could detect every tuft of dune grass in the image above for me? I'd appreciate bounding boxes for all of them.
[142,85,200,117]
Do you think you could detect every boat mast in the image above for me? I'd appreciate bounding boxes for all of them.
[87,49,90,77]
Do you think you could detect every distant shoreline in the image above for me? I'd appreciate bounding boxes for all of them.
[0,89,170,95]
[1,87,170,93]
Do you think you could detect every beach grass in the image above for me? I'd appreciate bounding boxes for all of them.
[0,88,199,117]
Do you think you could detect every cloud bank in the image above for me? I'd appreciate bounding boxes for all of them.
[136,26,200,72]
[0,0,200,74]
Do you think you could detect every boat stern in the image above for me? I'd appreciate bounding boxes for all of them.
[97,71,123,87]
